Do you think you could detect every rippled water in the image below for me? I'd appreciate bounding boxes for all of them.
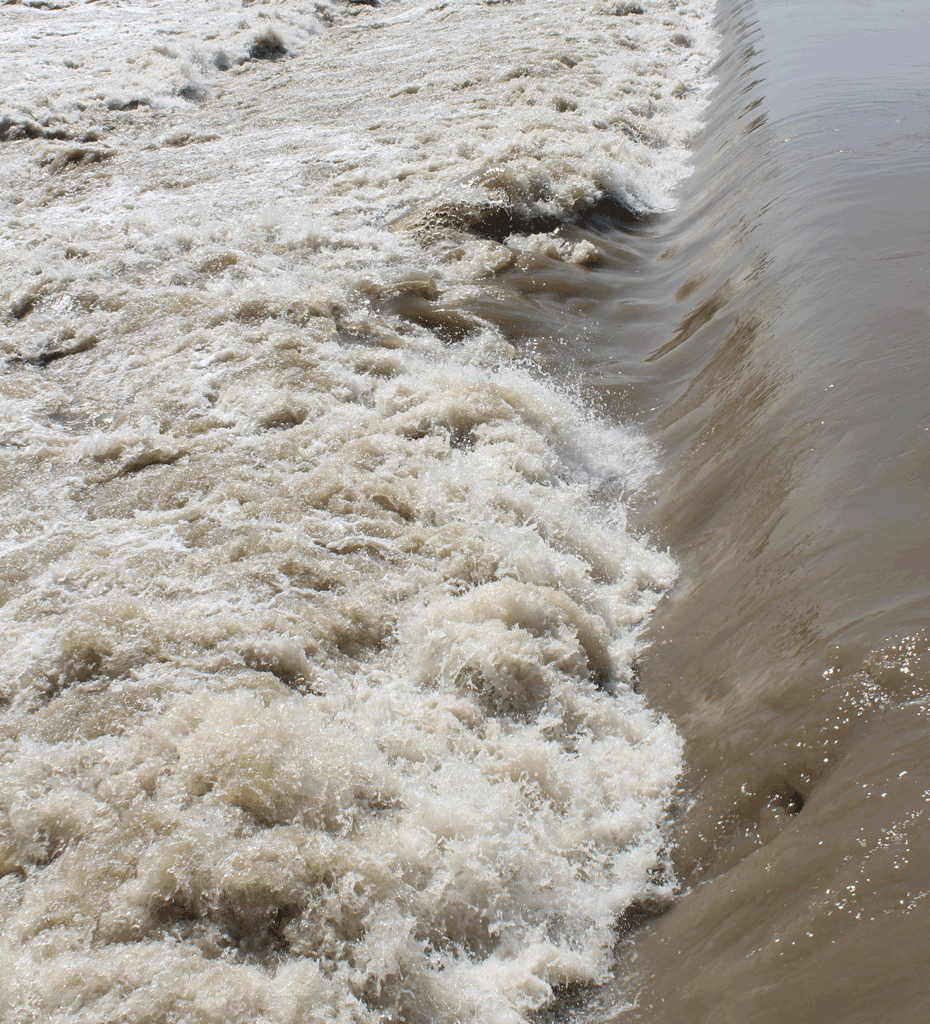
[2,0,928,1020]
[417,0,930,1017]
[560,0,928,1018]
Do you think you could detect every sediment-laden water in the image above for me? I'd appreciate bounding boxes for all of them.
[1,2,716,1022]
[606,1,930,1019]
[2,0,928,1021]
[476,1,930,1020]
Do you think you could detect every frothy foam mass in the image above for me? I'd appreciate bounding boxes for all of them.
[0,1,716,1020]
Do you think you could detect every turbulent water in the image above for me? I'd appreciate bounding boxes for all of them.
[3,0,929,1021]
[0,2,719,1022]
[511,0,929,1020]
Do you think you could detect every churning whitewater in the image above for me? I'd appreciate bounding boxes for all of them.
[0,1,717,1020]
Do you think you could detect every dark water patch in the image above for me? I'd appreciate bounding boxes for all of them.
[0,115,70,142]
[391,185,650,252]
[376,290,484,342]
[248,33,288,62]
[45,640,109,695]
[153,894,302,965]
[177,83,207,104]
[741,111,767,136]
[600,2,644,17]
[404,199,664,372]
[470,191,650,244]
[11,822,68,867]
[106,97,149,111]
[34,669,103,707]
[239,650,320,697]
[530,982,601,1024]
[6,0,69,9]
[39,143,115,173]
[107,449,185,481]
[574,193,654,234]
[771,784,803,815]
[259,408,309,431]
[612,895,673,948]
[9,332,99,367]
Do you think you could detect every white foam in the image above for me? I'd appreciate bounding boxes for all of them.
[0,0,716,1020]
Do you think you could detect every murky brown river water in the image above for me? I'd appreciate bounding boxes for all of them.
[484,0,930,1018]
[1,0,927,1020]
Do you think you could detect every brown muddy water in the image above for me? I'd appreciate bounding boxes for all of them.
[1,0,927,1021]
[483,0,930,1020]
